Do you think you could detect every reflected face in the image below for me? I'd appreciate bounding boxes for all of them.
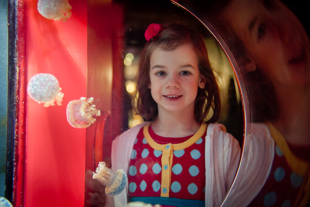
[222,0,310,88]
[149,44,205,115]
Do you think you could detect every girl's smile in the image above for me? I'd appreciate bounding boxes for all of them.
[163,95,182,99]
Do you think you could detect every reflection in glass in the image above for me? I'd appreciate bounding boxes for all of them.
[182,0,310,206]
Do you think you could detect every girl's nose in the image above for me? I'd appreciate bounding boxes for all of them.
[166,74,179,88]
[272,12,293,45]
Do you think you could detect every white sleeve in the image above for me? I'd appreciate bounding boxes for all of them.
[221,123,274,207]
[222,132,241,191]
[205,123,241,207]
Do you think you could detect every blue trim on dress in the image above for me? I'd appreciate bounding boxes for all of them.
[130,197,205,207]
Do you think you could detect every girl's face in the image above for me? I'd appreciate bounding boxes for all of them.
[222,0,310,90]
[149,44,206,116]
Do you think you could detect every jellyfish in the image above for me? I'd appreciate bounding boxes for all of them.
[27,73,64,107]
[0,197,13,207]
[66,97,101,128]
[93,162,127,196]
[37,0,72,22]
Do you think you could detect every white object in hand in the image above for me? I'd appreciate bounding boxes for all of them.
[93,162,127,196]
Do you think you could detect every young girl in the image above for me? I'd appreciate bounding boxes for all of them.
[106,23,241,207]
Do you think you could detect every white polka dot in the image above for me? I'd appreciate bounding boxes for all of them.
[154,150,162,157]
[171,181,181,193]
[274,167,285,182]
[142,137,147,144]
[141,149,149,158]
[152,163,161,174]
[131,149,137,159]
[188,183,198,195]
[190,149,201,160]
[275,146,283,157]
[196,138,203,144]
[290,173,303,188]
[140,180,147,191]
[174,149,185,158]
[189,165,199,177]
[129,166,137,176]
[152,180,161,192]
[172,163,183,175]
[264,192,277,207]
[140,163,148,174]
[134,138,138,144]
[129,182,137,193]
[281,200,291,207]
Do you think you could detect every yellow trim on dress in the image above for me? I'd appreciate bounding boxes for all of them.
[266,122,309,176]
[143,123,207,151]
[266,122,310,207]
[143,123,207,197]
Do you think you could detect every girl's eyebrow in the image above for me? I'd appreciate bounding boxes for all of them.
[151,65,166,70]
[151,64,196,70]
[180,64,195,69]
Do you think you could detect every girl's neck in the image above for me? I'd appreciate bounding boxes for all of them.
[272,86,310,146]
[151,112,201,138]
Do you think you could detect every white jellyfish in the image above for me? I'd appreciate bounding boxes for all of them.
[0,197,13,207]
[27,73,64,107]
[37,0,72,22]
[66,97,101,128]
[93,162,127,196]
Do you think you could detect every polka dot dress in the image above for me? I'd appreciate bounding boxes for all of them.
[128,123,207,204]
[248,145,307,207]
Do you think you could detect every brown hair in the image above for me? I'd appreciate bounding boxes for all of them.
[135,23,221,123]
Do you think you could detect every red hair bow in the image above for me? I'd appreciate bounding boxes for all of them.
[144,23,161,41]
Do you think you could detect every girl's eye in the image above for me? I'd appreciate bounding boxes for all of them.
[258,24,266,39]
[180,71,191,76]
[155,71,166,77]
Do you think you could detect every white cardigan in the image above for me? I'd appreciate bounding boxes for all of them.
[105,122,241,207]
[221,123,275,207]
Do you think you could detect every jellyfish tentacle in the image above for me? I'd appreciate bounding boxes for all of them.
[66,97,101,128]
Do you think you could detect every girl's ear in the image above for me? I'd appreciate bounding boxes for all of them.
[148,83,151,89]
[198,77,206,89]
